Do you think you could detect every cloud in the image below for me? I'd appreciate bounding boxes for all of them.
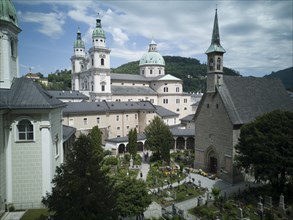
[20,11,66,39]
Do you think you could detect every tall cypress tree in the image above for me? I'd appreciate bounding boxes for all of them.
[128,128,137,157]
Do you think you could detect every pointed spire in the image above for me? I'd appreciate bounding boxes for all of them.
[211,9,220,45]
[205,9,225,54]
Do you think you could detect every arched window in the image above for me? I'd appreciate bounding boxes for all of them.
[101,85,105,91]
[209,58,214,71]
[217,58,221,70]
[17,119,34,141]
[176,87,179,92]
[101,58,104,66]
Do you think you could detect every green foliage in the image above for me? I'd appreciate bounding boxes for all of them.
[144,116,173,164]
[103,156,118,166]
[42,134,117,220]
[89,125,103,157]
[112,56,239,92]
[115,177,152,218]
[44,69,72,90]
[128,128,138,157]
[235,110,293,193]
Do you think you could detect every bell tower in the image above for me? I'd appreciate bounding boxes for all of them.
[205,9,226,93]
[71,28,86,90]
[0,0,21,89]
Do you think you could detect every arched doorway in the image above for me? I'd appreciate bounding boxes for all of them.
[137,142,144,152]
[206,147,218,174]
[118,144,125,154]
[186,137,195,150]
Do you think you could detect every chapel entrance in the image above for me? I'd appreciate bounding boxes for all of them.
[210,156,218,173]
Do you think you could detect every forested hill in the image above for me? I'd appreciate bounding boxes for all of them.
[111,56,240,92]
[264,67,293,91]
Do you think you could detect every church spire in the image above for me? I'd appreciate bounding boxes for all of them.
[206,9,225,54]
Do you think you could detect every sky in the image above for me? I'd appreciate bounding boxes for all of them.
[13,0,293,77]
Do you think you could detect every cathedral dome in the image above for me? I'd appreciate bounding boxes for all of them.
[139,40,165,66]
[92,16,106,39]
[0,0,19,27]
[139,52,165,66]
[74,29,85,48]
[92,27,106,39]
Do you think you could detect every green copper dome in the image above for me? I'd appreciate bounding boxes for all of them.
[139,40,165,66]
[92,16,106,39]
[92,28,106,38]
[139,52,165,66]
[74,29,85,48]
[0,0,19,27]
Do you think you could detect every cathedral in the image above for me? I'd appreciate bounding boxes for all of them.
[70,15,193,120]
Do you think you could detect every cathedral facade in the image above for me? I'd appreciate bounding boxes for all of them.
[70,16,193,120]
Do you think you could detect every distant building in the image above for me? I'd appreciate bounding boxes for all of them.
[194,9,293,184]
[70,16,195,121]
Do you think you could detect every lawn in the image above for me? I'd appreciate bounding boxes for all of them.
[20,209,49,220]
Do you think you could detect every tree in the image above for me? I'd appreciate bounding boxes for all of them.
[89,125,103,157]
[42,134,117,220]
[116,177,152,219]
[128,128,138,157]
[144,116,173,164]
[235,110,293,193]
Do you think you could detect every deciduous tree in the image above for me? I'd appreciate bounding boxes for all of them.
[144,116,173,164]
[235,110,293,193]
[116,177,152,219]
[42,134,117,220]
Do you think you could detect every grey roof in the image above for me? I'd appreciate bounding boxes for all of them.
[170,128,195,136]
[63,102,109,114]
[47,90,89,100]
[0,78,65,109]
[111,73,182,83]
[106,133,146,143]
[155,105,179,118]
[111,73,149,82]
[180,114,195,122]
[218,75,293,125]
[111,85,157,95]
[63,101,155,114]
[63,125,76,142]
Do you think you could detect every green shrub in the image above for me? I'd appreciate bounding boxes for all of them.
[104,156,118,166]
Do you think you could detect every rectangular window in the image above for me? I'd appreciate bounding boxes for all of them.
[116,115,119,121]
[184,98,187,103]
[150,99,154,103]
[117,127,120,130]
[97,117,100,124]
[163,99,168,104]
[126,115,128,120]
[83,118,88,125]
[126,126,129,129]
[135,114,137,120]
[176,99,180,104]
